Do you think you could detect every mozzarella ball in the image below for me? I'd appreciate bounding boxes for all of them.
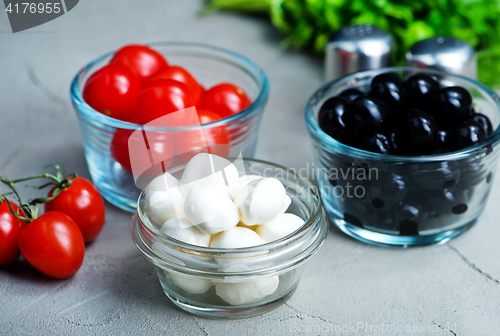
[146,172,179,192]
[215,275,279,305]
[255,213,305,243]
[210,227,267,266]
[234,175,261,204]
[145,173,185,224]
[281,195,292,213]
[239,174,262,184]
[210,226,265,249]
[168,272,212,294]
[184,186,239,234]
[219,263,252,273]
[161,217,211,247]
[180,153,239,199]
[235,177,288,226]
[236,175,262,193]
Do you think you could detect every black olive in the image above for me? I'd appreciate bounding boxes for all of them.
[432,129,452,154]
[432,86,473,125]
[343,96,392,134]
[393,108,437,155]
[470,113,493,137]
[368,173,406,210]
[360,133,391,154]
[339,88,365,103]
[392,201,424,236]
[437,189,472,215]
[451,119,487,150]
[371,73,403,88]
[402,73,440,109]
[369,73,405,111]
[318,96,350,142]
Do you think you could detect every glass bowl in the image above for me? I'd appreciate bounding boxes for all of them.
[305,67,500,248]
[71,42,269,212]
[130,159,328,319]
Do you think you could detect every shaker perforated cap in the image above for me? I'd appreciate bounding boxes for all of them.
[325,24,394,81]
[406,37,477,79]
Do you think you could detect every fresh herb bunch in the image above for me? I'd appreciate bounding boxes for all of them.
[203,0,500,88]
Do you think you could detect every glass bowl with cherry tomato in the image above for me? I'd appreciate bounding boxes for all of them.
[306,67,500,247]
[71,42,269,212]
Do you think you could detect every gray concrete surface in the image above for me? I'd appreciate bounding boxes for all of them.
[1,1,499,335]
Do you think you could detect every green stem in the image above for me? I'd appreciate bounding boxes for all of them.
[10,164,64,184]
[0,177,24,205]
[0,165,77,220]
[27,173,77,205]
[0,177,33,223]
[10,173,60,184]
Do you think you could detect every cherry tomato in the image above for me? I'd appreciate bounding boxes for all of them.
[0,200,26,266]
[110,44,168,84]
[44,177,105,243]
[83,64,142,121]
[110,128,176,174]
[136,79,195,124]
[199,109,231,156]
[110,128,135,173]
[199,83,251,118]
[19,211,85,279]
[197,109,225,125]
[175,109,230,159]
[149,66,205,105]
[124,115,142,124]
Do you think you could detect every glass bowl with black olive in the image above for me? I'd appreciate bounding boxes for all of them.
[305,67,500,247]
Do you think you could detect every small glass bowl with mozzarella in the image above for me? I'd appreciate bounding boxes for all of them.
[131,154,327,318]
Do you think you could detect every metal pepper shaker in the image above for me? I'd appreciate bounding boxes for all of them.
[406,37,477,79]
[325,24,394,82]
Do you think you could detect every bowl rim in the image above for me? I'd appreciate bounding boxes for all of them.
[71,41,270,131]
[305,66,500,163]
[134,158,324,254]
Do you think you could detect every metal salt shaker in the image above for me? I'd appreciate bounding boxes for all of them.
[406,37,477,79]
[325,24,394,82]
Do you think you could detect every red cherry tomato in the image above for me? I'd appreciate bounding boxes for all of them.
[136,79,195,124]
[175,109,230,159]
[83,64,142,121]
[197,109,224,125]
[110,128,135,173]
[199,83,251,118]
[199,109,231,155]
[19,211,85,279]
[110,128,176,174]
[44,177,105,243]
[124,115,142,124]
[0,200,26,266]
[149,66,205,105]
[110,45,168,84]
[196,86,206,107]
